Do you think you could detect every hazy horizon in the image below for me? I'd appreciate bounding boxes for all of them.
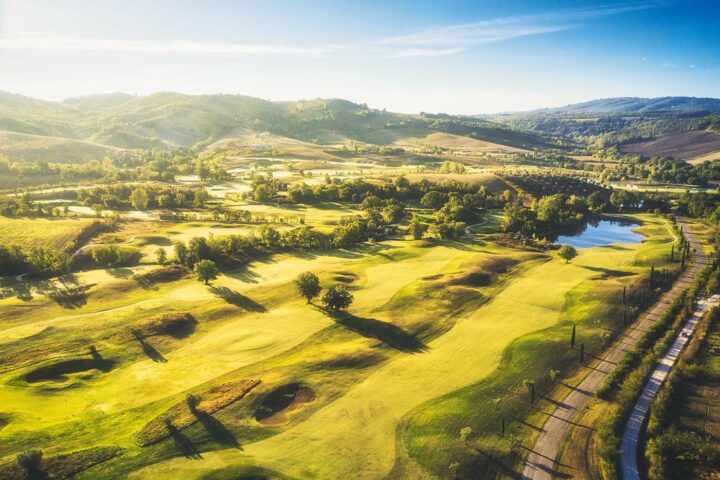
[1,0,719,114]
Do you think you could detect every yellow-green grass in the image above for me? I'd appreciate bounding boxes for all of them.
[398,214,681,478]
[0,239,495,473]
[123,215,677,480]
[683,218,717,256]
[0,214,678,480]
[393,132,530,154]
[0,217,95,250]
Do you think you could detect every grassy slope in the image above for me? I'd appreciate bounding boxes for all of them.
[0,130,123,163]
[125,216,675,480]
[396,215,677,479]
[0,217,96,250]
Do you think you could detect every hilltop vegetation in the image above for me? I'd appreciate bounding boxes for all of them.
[0,91,554,156]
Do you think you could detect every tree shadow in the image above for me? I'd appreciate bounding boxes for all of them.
[466,444,522,480]
[132,274,158,290]
[226,265,261,284]
[165,420,202,459]
[132,329,167,363]
[107,267,135,279]
[580,265,634,277]
[209,286,267,312]
[47,285,88,309]
[322,309,428,353]
[192,409,242,449]
[1,281,34,301]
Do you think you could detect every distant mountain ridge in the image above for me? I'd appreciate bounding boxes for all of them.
[535,96,720,113]
[0,90,555,158]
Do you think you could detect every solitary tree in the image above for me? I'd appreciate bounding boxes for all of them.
[130,187,149,210]
[155,247,167,265]
[558,244,578,264]
[322,284,354,311]
[295,272,321,303]
[523,379,536,405]
[195,259,219,285]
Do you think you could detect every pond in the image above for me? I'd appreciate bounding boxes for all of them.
[554,219,644,248]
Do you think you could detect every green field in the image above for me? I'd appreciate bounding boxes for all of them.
[0,217,96,250]
[0,201,680,479]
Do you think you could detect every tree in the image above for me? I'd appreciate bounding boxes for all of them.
[570,324,576,349]
[322,284,353,311]
[174,242,188,265]
[130,187,149,210]
[195,259,218,285]
[295,272,321,303]
[156,248,167,265]
[408,217,428,240]
[523,379,536,405]
[92,244,119,267]
[558,244,578,263]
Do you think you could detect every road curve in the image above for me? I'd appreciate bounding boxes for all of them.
[619,292,720,480]
[521,219,708,480]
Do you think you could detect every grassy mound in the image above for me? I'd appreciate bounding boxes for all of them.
[136,379,260,446]
[0,446,124,480]
[133,265,188,283]
[111,312,197,343]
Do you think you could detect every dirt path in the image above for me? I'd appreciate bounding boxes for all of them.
[521,219,708,480]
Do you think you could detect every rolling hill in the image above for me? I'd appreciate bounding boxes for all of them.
[537,96,720,113]
[0,91,556,161]
[620,129,720,161]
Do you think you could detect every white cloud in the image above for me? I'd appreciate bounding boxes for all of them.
[0,3,658,60]
[379,4,655,50]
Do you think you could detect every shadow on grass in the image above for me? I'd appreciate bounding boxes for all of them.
[466,444,522,480]
[321,308,428,353]
[165,420,202,459]
[193,409,242,449]
[580,265,634,277]
[132,274,158,290]
[107,267,135,279]
[132,330,167,363]
[209,286,267,312]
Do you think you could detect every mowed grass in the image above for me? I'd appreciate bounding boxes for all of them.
[0,217,95,250]
[397,214,680,478]
[0,213,678,480]
[0,234,508,478]
[125,215,678,480]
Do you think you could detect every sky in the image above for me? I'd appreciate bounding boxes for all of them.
[0,0,719,114]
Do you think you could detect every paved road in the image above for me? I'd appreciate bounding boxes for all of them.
[619,292,720,480]
[521,220,708,480]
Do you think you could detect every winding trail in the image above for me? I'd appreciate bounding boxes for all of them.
[619,293,720,480]
[521,219,708,480]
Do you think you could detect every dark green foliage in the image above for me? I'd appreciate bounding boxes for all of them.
[322,285,354,311]
[295,272,321,303]
[194,259,219,285]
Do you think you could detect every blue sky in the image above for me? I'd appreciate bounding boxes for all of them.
[0,0,718,113]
